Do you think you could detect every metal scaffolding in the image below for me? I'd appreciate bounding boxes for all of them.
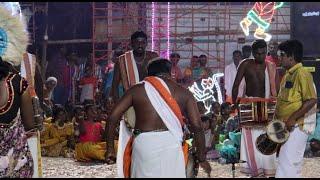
[151,2,290,71]
[17,2,291,105]
[92,2,291,73]
[22,2,291,76]
[92,2,147,68]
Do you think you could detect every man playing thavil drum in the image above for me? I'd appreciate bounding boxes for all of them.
[232,39,279,177]
[107,31,158,177]
[275,40,317,178]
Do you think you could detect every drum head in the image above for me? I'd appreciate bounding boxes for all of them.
[256,133,278,155]
[125,107,136,128]
[266,120,289,144]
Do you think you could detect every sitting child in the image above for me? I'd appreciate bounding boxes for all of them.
[221,102,240,137]
[74,104,117,162]
[72,105,85,143]
[201,115,220,160]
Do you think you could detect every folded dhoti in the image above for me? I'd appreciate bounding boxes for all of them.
[131,131,185,178]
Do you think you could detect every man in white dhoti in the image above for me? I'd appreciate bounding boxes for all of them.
[232,39,279,177]
[105,58,211,178]
[275,40,317,178]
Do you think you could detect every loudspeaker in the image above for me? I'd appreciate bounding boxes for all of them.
[302,59,320,107]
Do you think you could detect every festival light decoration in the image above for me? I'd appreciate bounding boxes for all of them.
[188,73,224,115]
[240,2,284,42]
[151,2,155,52]
[166,2,170,59]
[151,2,170,58]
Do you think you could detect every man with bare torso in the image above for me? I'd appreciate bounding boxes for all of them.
[109,31,158,102]
[107,31,159,178]
[233,48,267,99]
[232,39,279,177]
[105,58,211,178]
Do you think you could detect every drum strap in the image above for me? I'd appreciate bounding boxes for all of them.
[276,144,282,157]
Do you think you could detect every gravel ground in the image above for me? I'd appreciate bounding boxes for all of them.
[42,156,320,178]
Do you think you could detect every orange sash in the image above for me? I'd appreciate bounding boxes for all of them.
[145,77,188,164]
[145,77,184,126]
[123,76,189,178]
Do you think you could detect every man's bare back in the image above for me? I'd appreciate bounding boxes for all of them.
[105,58,211,175]
[109,77,199,131]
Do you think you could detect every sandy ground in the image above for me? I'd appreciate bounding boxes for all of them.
[42,156,320,178]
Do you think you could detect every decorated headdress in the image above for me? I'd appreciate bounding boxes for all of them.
[0,2,29,66]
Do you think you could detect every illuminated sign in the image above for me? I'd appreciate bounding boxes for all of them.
[188,73,224,115]
[302,11,320,17]
[240,2,284,42]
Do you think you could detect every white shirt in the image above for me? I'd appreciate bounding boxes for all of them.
[224,62,245,98]
[80,84,95,103]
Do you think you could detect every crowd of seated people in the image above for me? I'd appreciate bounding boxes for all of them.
[40,102,117,163]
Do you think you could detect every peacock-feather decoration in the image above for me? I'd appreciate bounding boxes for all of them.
[0,2,28,66]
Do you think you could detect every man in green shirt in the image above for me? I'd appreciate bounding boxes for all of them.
[275,40,317,178]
